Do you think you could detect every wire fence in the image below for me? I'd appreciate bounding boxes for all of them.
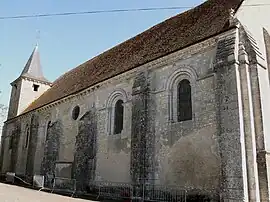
[1,172,222,201]
[41,178,189,201]
[87,181,187,202]
[51,177,76,192]
[41,177,187,201]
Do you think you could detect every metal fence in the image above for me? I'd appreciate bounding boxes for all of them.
[53,177,76,192]
[143,184,187,202]
[94,182,133,200]
[42,177,187,201]
[46,176,76,194]
[1,173,218,201]
[89,181,187,202]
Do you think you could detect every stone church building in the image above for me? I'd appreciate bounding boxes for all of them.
[1,0,270,201]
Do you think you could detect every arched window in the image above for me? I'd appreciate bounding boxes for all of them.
[177,79,192,122]
[114,100,124,134]
[45,121,51,141]
[25,127,30,148]
[9,135,14,150]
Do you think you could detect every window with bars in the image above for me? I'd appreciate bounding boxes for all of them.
[114,100,124,134]
[177,79,192,122]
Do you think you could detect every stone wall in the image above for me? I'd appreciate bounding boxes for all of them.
[74,109,97,190]
[25,114,39,177]
[9,123,21,172]
[3,26,267,201]
[152,47,221,194]
[130,72,155,185]
[1,34,221,189]
[1,121,17,173]
[7,78,51,120]
[41,120,62,186]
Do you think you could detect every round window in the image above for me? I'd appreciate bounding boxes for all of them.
[72,106,80,120]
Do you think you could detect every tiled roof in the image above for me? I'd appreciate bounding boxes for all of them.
[22,0,243,115]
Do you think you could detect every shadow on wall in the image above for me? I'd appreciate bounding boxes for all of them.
[158,125,221,192]
[96,146,131,183]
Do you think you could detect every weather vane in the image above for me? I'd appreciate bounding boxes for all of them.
[36,29,40,46]
[35,13,40,46]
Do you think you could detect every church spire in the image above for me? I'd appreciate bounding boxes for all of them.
[19,45,49,83]
[7,45,51,119]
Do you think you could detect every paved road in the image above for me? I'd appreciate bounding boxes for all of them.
[0,183,96,202]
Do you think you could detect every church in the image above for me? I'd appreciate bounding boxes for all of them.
[1,0,270,201]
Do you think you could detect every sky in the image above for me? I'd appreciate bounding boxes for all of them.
[0,0,205,108]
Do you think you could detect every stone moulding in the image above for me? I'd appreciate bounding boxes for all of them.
[106,89,128,135]
[166,66,197,122]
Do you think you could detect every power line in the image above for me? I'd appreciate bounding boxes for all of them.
[0,4,269,21]
[0,7,192,20]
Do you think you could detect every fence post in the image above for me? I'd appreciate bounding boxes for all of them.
[51,177,55,193]
[142,183,145,202]
[97,183,101,199]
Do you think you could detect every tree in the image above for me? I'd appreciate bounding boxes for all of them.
[0,91,8,137]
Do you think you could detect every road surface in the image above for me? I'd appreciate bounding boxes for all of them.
[0,183,96,202]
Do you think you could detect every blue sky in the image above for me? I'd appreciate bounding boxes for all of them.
[0,0,204,107]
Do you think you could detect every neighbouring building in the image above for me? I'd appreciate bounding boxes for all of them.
[1,0,270,201]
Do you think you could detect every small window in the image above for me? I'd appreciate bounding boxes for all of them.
[114,100,124,134]
[9,135,14,150]
[45,121,51,141]
[33,84,40,92]
[25,127,30,148]
[72,106,80,120]
[177,79,192,122]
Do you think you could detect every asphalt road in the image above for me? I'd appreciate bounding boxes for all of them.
[0,183,96,202]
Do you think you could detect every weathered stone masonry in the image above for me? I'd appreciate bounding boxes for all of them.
[2,21,270,202]
[130,72,155,185]
[10,123,21,173]
[41,120,62,187]
[214,28,248,201]
[74,109,97,191]
[25,115,39,177]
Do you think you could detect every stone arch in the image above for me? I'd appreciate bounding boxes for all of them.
[166,66,197,91]
[106,89,128,107]
[166,66,197,122]
[44,119,51,141]
[106,89,128,135]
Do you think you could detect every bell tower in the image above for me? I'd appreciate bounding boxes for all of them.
[7,45,51,119]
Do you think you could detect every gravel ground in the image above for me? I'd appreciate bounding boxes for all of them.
[0,183,97,202]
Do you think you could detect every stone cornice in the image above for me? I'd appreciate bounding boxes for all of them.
[21,76,52,86]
